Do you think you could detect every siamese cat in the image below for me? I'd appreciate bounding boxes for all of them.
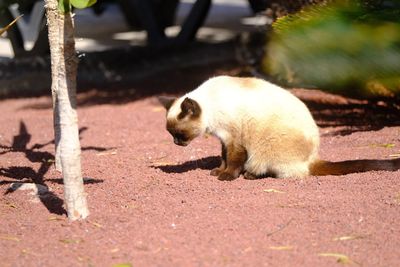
[159,76,400,180]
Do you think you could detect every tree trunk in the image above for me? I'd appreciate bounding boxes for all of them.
[45,0,89,220]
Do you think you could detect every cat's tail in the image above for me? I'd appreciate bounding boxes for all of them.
[309,158,400,176]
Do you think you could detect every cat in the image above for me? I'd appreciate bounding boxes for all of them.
[159,75,400,180]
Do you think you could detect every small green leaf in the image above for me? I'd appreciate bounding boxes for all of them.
[58,0,71,13]
[70,0,97,9]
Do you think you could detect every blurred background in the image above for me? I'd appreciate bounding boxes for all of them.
[264,0,400,98]
[0,0,271,95]
[0,0,262,58]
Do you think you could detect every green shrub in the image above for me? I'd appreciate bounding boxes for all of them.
[263,0,400,97]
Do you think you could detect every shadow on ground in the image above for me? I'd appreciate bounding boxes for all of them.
[153,156,220,174]
[0,121,107,215]
[0,41,239,101]
[305,98,400,136]
[155,155,400,178]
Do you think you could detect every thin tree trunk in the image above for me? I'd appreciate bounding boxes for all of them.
[45,0,89,220]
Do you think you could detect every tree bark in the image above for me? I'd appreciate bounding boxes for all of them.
[45,0,89,220]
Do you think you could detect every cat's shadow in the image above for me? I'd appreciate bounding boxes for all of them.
[153,156,220,174]
[153,156,400,178]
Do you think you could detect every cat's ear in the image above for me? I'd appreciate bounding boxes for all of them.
[158,96,176,110]
[180,97,201,118]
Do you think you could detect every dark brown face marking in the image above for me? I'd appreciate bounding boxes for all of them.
[158,96,177,111]
[178,97,201,120]
[166,119,201,147]
[167,124,191,146]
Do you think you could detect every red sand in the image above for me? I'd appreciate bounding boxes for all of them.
[1,66,400,267]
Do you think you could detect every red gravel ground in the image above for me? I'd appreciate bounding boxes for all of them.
[1,63,400,267]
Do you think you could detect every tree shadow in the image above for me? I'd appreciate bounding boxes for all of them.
[296,90,400,136]
[3,182,66,215]
[0,120,107,215]
[152,156,220,174]
[44,177,104,185]
[0,121,53,184]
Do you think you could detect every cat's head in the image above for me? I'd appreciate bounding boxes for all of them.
[158,96,204,146]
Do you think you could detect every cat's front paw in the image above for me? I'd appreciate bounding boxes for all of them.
[218,172,236,181]
[210,168,223,176]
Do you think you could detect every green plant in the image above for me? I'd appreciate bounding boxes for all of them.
[58,0,96,13]
[264,0,400,97]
